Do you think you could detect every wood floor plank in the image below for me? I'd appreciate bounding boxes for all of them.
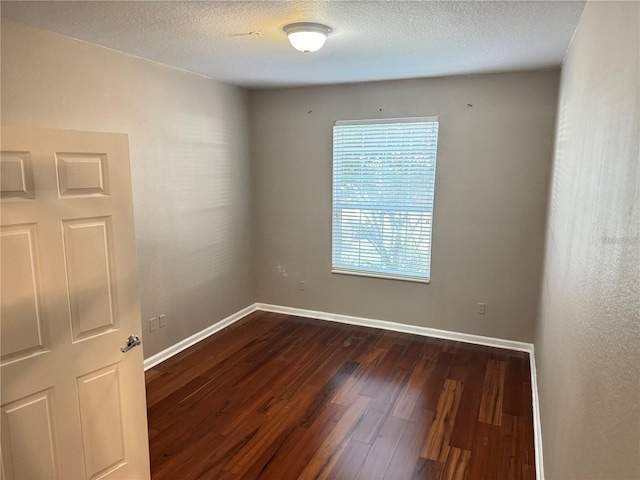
[300,359,360,428]
[216,359,294,435]
[449,373,484,451]
[254,403,348,479]
[442,447,472,480]
[422,379,463,462]
[145,368,165,383]
[360,343,406,397]
[297,395,372,479]
[466,421,502,479]
[355,415,406,479]
[327,440,371,480]
[374,330,402,350]
[147,374,215,430]
[153,410,263,480]
[278,331,353,401]
[392,351,433,419]
[150,384,240,473]
[478,359,506,426]
[396,338,423,371]
[383,409,435,480]
[223,383,321,477]
[498,413,524,480]
[147,312,535,480]
[503,355,525,416]
[448,343,489,382]
[489,346,510,362]
[150,311,268,372]
[305,330,359,388]
[332,347,386,406]
[409,350,454,421]
[219,338,347,436]
[350,331,386,363]
[145,313,285,407]
[351,367,407,444]
[412,458,445,480]
[243,405,346,479]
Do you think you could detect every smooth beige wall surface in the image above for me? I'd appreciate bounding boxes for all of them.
[251,71,559,342]
[1,20,254,358]
[535,2,640,478]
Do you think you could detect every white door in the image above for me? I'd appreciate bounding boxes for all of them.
[1,126,150,479]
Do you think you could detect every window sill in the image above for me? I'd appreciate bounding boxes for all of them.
[331,269,430,284]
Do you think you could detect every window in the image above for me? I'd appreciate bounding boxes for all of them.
[332,117,439,283]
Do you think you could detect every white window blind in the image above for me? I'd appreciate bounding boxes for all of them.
[332,117,439,282]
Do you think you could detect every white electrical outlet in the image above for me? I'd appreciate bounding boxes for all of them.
[149,317,159,331]
[299,281,305,291]
[477,303,486,315]
[159,314,166,328]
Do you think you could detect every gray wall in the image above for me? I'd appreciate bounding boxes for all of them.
[1,20,255,358]
[535,2,640,478]
[251,71,559,343]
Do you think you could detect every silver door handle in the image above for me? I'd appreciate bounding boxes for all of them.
[121,334,141,353]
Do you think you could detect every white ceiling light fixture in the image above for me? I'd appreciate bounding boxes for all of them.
[283,22,331,53]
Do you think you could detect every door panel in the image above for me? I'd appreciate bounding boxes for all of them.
[0,223,46,361]
[1,389,58,480]
[0,126,150,480]
[0,151,34,200]
[77,365,126,479]
[62,217,117,341]
[56,153,109,198]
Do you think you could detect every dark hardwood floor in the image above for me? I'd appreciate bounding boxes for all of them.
[145,311,535,479]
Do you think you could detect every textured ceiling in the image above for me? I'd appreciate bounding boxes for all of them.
[1,1,585,88]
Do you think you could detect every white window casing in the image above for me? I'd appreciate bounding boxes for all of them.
[332,116,439,283]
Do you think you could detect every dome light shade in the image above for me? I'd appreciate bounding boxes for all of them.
[283,22,331,53]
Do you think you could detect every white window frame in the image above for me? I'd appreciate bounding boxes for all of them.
[331,116,439,283]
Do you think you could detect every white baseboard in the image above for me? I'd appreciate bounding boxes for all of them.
[529,348,545,480]
[256,303,533,352]
[143,304,257,370]
[143,301,544,479]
